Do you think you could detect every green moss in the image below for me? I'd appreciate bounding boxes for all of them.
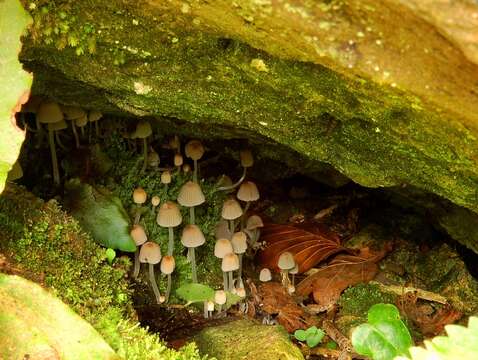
[338,283,396,318]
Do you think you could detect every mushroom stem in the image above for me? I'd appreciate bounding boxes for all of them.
[55,131,67,151]
[133,248,141,279]
[190,247,198,283]
[217,167,246,191]
[141,137,147,174]
[238,253,244,287]
[167,227,174,256]
[80,126,85,137]
[292,273,295,287]
[228,271,234,292]
[148,263,161,304]
[165,274,172,303]
[240,202,251,229]
[35,119,44,149]
[134,205,142,225]
[48,129,60,185]
[281,270,290,288]
[223,271,228,292]
[189,206,195,225]
[203,301,209,319]
[71,121,80,148]
[229,220,235,234]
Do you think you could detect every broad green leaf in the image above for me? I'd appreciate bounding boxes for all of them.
[223,291,241,309]
[0,0,32,194]
[305,326,319,337]
[306,328,325,348]
[352,323,398,360]
[368,303,401,323]
[176,283,215,304]
[294,329,307,342]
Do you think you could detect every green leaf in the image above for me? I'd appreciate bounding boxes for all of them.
[176,283,215,304]
[0,0,32,194]
[326,341,338,350]
[294,329,307,342]
[105,248,116,264]
[223,291,241,310]
[306,328,325,348]
[305,326,318,337]
[351,304,412,360]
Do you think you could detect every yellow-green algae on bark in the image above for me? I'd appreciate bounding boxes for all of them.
[0,273,119,360]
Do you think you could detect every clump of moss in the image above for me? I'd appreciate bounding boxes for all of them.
[338,283,396,318]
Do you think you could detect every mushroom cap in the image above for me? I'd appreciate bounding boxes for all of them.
[221,252,240,272]
[177,181,205,207]
[246,215,264,230]
[174,153,183,167]
[237,181,260,202]
[37,101,63,124]
[47,119,68,131]
[139,242,162,264]
[214,290,227,305]
[131,120,152,139]
[259,268,272,282]
[133,187,147,204]
[157,201,182,227]
[182,164,191,173]
[207,300,215,312]
[88,110,102,122]
[160,255,175,274]
[62,105,86,120]
[217,174,233,188]
[240,149,254,168]
[169,135,180,150]
[231,231,248,254]
[147,150,160,167]
[75,114,88,127]
[151,195,161,207]
[215,220,231,240]
[278,251,295,270]
[287,284,296,294]
[185,140,205,160]
[290,263,299,275]
[130,224,147,246]
[161,170,172,184]
[181,224,206,248]
[214,239,233,258]
[221,199,243,220]
[236,287,246,298]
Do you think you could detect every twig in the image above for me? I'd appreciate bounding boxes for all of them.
[370,281,448,304]
[322,320,353,353]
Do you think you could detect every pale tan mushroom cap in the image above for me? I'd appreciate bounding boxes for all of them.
[157,201,182,227]
[259,268,272,282]
[214,239,233,258]
[215,220,231,240]
[246,215,264,230]
[88,110,102,122]
[139,242,162,264]
[131,120,152,138]
[231,231,248,254]
[181,224,206,248]
[161,170,172,184]
[217,175,233,188]
[62,105,86,120]
[182,164,191,173]
[160,255,176,274]
[237,181,260,202]
[47,119,68,131]
[236,287,246,298]
[148,150,160,167]
[130,224,148,246]
[221,199,243,220]
[207,300,215,312]
[240,149,254,168]
[222,252,240,272]
[37,101,63,124]
[169,135,180,150]
[133,187,147,204]
[185,140,205,160]
[278,251,295,270]
[177,181,205,207]
[151,195,161,207]
[174,153,183,167]
[75,114,88,127]
[214,290,227,305]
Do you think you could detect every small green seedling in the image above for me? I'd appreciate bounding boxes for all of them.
[351,303,413,360]
[294,326,325,348]
[105,248,116,264]
[176,283,241,309]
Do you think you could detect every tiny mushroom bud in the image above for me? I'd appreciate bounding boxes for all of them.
[259,268,272,282]
[237,181,260,217]
[215,239,234,291]
[185,140,205,182]
[131,224,148,279]
[182,163,191,173]
[207,300,215,312]
[236,287,246,298]
[221,198,243,234]
[133,187,147,224]
[287,284,296,295]
[181,224,206,283]
[157,201,182,256]
[278,251,295,288]
[231,231,248,287]
[222,253,240,292]
[174,153,183,168]
[169,135,180,151]
[215,290,227,313]
[246,214,264,248]
[177,181,205,224]
[161,170,172,185]
[160,255,175,302]
[147,147,160,168]
[151,195,160,212]
[139,242,162,304]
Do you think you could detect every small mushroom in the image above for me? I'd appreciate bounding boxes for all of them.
[169,135,180,151]
[161,170,172,192]
[231,231,248,287]
[217,149,253,191]
[185,140,204,183]
[181,224,205,283]
[237,181,260,226]
[160,255,175,303]
[236,287,246,298]
[62,105,86,148]
[245,215,264,249]
[75,114,88,137]
[215,219,232,240]
[290,262,299,286]
[222,252,240,292]
[139,242,162,304]
[177,181,205,224]
[259,268,272,282]
[207,300,215,318]
[214,239,234,290]
[277,251,295,289]
[221,198,243,234]
[131,224,148,279]
[37,101,64,185]
[174,153,183,170]
[182,163,191,174]
[131,120,152,173]
[147,147,160,169]
[151,195,160,213]
[88,110,102,138]
[214,290,227,314]
[132,187,147,224]
[157,201,182,256]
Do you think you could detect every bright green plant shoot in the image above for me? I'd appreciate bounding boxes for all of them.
[352,303,413,360]
[105,248,116,264]
[294,326,325,348]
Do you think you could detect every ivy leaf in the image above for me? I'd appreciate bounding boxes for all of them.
[176,283,215,304]
[294,329,307,342]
